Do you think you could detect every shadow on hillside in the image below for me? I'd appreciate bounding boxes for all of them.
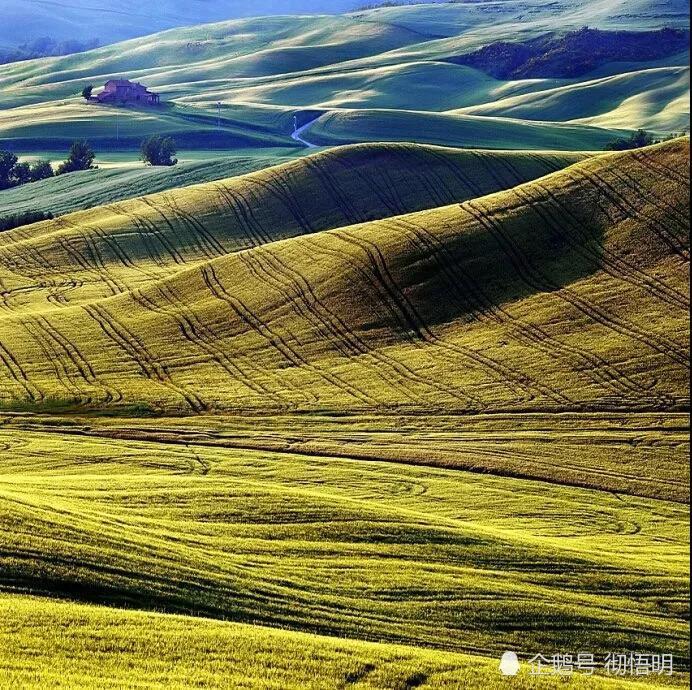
[383,181,610,331]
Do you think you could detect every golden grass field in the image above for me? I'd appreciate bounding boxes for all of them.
[0,137,689,688]
[0,141,686,414]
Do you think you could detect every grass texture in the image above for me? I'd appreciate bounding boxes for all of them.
[0,413,688,688]
[0,139,686,415]
[0,148,301,217]
[0,113,688,688]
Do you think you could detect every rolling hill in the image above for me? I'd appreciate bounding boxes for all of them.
[0,148,302,217]
[0,138,687,414]
[0,0,361,48]
[0,1,688,156]
[302,109,624,150]
[0,414,688,687]
[455,66,690,133]
[0,144,590,313]
[0,136,688,687]
[1,2,689,687]
[15,590,664,690]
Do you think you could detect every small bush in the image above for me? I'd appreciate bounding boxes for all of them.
[141,135,178,167]
[0,210,54,232]
[57,140,97,175]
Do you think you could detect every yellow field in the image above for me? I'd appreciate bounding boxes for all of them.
[0,413,688,688]
[0,138,688,688]
[0,140,686,414]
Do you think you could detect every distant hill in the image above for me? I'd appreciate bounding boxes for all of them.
[0,1,360,48]
[1,2,687,153]
[448,27,690,79]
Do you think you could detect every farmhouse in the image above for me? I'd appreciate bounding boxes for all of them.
[95,79,160,105]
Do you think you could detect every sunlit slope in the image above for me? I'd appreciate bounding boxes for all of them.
[190,61,526,112]
[0,144,587,312]
[0,100,299,150]
[456,66,690,133]
[304,110,625,150]
[0,139,687,413]
[0,149,301,217]
[350,0,690,35]
[5,597,683,690]
[0,15,431,109]
[0,422,688,674]
[12,593,659,690]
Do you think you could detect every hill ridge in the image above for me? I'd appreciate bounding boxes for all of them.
[0,138,687,414]
[0,143,589,314]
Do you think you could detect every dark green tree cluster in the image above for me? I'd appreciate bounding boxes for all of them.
[0,151,54,190]
[604,129,687,151]
[604,129,655,151]
[140,135,178,167]
[0,141,97,191]
[56,140,97,174]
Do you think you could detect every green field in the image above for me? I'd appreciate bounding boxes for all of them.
[0,411,688,688]
[1,148,302,216]
[302,109,624,150]
[0,1,688,158]
[0,134,688,688]
[1,140,686,413]
[0,2,689,686]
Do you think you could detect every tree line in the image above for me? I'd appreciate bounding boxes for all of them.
[604,129,687,151]
[1,136,178,191]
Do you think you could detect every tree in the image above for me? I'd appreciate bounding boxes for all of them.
[604,129,655,151]
[0,151,54,189]
[57,140,96,175]
[29,160,54,182]
[0,150,18,190]
[0,151,17,189]
[11,162,32,186]
[140,135,178,167]
[81,84,94,100]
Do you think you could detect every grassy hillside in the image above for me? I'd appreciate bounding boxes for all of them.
[1,4,689,683]
[0,148,301,217]
[0,1,688,153]
[0,139,686,413]
[0,414,688,687]
[0,143,589,312]
[0,136,688,686]
[0,100,301,151]
[0,1,359,48]
[13,593,667,690]
[456,66,690,131]
[303,109,626,150]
